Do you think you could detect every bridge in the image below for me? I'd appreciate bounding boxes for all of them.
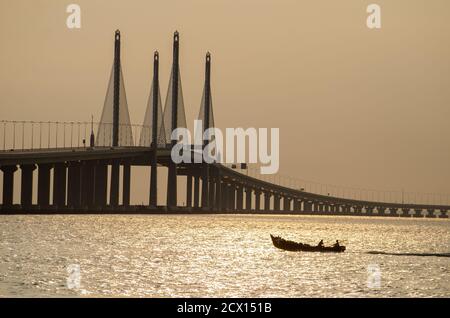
[0,30,448,218]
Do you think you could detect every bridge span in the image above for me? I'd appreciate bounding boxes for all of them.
[0,145,448,217]
[1,30,448,218]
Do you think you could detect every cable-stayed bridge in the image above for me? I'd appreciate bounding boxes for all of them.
[0,30,448,218]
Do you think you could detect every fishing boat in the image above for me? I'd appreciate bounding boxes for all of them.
[270,234,346,253]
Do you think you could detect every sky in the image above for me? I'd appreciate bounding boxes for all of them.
[0,0,449,204]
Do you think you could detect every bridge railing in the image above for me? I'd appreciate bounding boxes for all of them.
[223,163,450,206]
[0,120,153,151]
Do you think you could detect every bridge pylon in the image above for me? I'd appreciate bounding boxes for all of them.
[164,31,187,209]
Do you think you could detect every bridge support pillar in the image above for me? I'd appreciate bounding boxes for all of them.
[264,192,271,212]
[401,208,410,217]
[274,194,281,212]
[413,209,423,218]
[440,209,448,218]
[254,190,261,212]
[20,164,35,209]
[208,174,215,211]
[389,207,398,216]
[37,164,51,209]
[122,162,131,207]
[236,185,243,211]
[222,182,228,211]
[67,162,81,208]
[80,161,95,208]
[313,202,319,212]
[230,184,236,211]
[110,160,120,207]
[283,197,291,212]
[426,209,435,218]
[215,175,222,211]
[201,164,209,210]
[377,207,385,215]
[94,162,107,208]
[1,165,17,209]
[167,163,178,210]
[245,187,252,211]
[293,199,300,212]
[303,201,312,212]
[193,175,200,209]
[53,163,67,209]
[186,174,192,208]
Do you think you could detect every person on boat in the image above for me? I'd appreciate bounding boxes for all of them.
[333,240,340,248]
[318,239,324,248]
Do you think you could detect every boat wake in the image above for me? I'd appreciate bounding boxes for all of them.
[367,251,450,258]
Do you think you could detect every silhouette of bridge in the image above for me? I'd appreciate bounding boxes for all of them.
[0,30,448,218]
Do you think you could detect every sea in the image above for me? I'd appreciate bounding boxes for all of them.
[0,214,449,297]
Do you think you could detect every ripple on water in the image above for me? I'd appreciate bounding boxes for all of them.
[0,214,449,297]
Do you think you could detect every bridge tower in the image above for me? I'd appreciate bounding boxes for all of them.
[165,31,188,209]
[150,52,161,207]
[111,30,122,206]
[201,52,213,210]
[95,30,134,207]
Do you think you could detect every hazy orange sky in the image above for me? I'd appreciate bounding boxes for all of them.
[1,0,449,204]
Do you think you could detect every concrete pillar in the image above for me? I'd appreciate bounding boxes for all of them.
[230,184,236,211]
[413,209,423,218]
[110,160,120,207]
[245,187,252,211]
[1,165,17,208]
[236,185,243,211]
[166,163,178,209]
[283,196,291,212]
[186,174,192,208]
[20,164,36,209]
[215,175,222,211]
[274,194,281,212]
[122,162,131,207]
[439,209,448,218]
[222,182,228,211]
[264,192,271,212]
[401,208,410,217]
[53,163,67,208]
[293,199,301,211]
[201,165,209,209]
[94,162,107,208]
[426,209,435,218]
[81,161,95,208]
[255,190,261,212]
[193,175,200,209]
[37,164,51,208]
[208,175,215,211]
[390,207,398,216]
[303,201,312,212]
[67,162,81,208]
[313,202,319,212]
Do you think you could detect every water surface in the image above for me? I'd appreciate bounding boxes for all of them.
[0,214,449,297]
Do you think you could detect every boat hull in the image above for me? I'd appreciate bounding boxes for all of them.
[270,235,346,253]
